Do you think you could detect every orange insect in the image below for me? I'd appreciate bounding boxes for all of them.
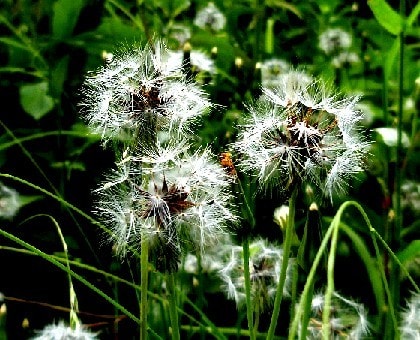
[219,152,237,177]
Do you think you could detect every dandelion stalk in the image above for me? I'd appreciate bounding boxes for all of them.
[242,238,255,340]
[140,235,149,340]
[166,273,180,340]
[321,210,340,340]
[267,186,297,339]
[387,1,406,338]
[234,173,256,340]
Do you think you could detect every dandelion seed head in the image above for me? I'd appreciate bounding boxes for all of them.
[400,291,420,339]
[31,321,98,340]
[194,2,226,32]
[219,239,293,311]
[301,291,370,339]
[319,28,352,55]
[167,49,216,75]
[0,182,21,220]
[231,70,370,200]
[332,51,360,68]
[259,58,291,89]
[166,24,191,47]
[95,146,236,270]
[80,40,212,144]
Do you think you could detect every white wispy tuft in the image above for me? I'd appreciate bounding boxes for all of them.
[79,39,212,144]
[400,291,420,339]
[219,239,293,311]
[0,182,21,220]
[319,28,352,55]
[194,2,226,32]
[31,321,98,340]
[231,70,370,200]
[300,291,370,339]
[94,144,237,271]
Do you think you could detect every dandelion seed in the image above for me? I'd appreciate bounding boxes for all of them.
[319,28,352,55]
[219,239,293,311]
[258,58,291,89]
[167,49,216,75]
[231,70,370,200]
[165,24,191,47]
[401,180,420,218]
[31,321,98,340]
[182,234,233,274]
[300,291,370,339]
[400,291,420,339]
[0,182,21,220]
[79,40,212,144]
[194,2,226,32]
[332,51,360,68]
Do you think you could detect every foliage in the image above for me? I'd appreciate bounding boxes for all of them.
[0,0,419,339]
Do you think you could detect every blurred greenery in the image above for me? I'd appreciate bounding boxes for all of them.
[0,0,418,338]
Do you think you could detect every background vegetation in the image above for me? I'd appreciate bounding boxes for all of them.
[0,0,419,339]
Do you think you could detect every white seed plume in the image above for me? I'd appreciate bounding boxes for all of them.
[80,40,212,144]
[231,70,370,200]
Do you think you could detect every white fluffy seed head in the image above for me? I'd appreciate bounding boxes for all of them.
[79,39,212,145]
[31,321,98,340]
[94,145,237,262]
[231,70,370,201]
[219,239,293,312]
[194,2,226,32]
[400,291,420,339]
[300,291,370,339]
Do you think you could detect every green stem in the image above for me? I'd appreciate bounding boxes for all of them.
[321,213,340,340]
[243,238,256,340]
[288,213,335,340]
[0,227,140,323]
[388,1,405,338]
[140,237,149,340]
[166,273,180,340]
[266,187,297,339]
[370,228,399,339]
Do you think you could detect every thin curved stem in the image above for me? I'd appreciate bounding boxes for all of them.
[166,273,180,340]
[267,186,297,339]
[243,238,255,340]
[140,236,149,340]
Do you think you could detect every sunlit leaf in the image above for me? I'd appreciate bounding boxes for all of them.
[368,0,403,35]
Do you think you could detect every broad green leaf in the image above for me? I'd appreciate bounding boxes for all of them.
[52,0,85,39]
[19,82,55,120]
[368,0,403,35]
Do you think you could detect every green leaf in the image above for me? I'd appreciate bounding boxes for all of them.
[368,0,403,35]
[52,0,85,39]
[19,82,55,120]
[397,240,420,266]
[50,56,69,98]
[407,1,420,27]
[383,37,399,80]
